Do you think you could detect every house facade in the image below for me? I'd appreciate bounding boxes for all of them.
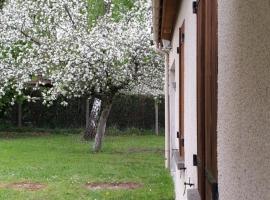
[152,0,270,200]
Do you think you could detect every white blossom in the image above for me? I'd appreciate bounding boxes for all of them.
[0,0,164,104]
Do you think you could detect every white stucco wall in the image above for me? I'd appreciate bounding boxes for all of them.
[218,1,270,200]
[167,0,197,199]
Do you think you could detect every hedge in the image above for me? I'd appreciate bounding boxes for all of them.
[0,95,164,130]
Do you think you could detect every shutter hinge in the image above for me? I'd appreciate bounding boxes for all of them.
[193,154,198,166]
[193,1,198,14]
[197,156,201,167]
[177,131,180,138]
[181,138,184,147]
[177,47,180,54]
[181,33,185,44]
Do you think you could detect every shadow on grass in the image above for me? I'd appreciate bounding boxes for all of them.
[0,127,82,139]
[0,131,51,139]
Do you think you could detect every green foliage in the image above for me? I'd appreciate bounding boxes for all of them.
[0,134,174,200]
[111,0,134,21]
[0,0,5,10]
[87,0,105,27]
[0,86,25,117]
[0,88,16,112]
[0,41,30,60]
[87,0,134,27]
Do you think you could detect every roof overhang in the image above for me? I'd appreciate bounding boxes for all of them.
[152,0,180,47]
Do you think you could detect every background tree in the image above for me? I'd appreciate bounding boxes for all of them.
[0,0,164,152]
[83,0,134,141]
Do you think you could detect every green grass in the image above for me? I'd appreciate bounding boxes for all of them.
[0,132,174,200]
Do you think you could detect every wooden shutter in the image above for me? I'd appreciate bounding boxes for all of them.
[196,0,218,199]
[179,22,185,158]
[197,0,206,198]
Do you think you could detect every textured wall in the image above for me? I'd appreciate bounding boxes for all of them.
[168,0,197,199]
[218,1,270,200]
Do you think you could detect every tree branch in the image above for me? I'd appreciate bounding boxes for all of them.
[64,4,76,29]
[19,30,41,45]
[8,21,41,45]
[18,19,41,45]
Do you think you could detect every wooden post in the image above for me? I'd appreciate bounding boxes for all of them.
[155,99,159,136]
[18,102,22,128]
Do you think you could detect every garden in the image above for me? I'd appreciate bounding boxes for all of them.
[0,0,174,199]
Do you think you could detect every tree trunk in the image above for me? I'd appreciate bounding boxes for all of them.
[84,98,102,141]
[93,102,112,152]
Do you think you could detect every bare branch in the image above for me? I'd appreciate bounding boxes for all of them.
[18,19,41,45]
[20,30,41,45]
[64,4,76,29]
[7,24,41,45]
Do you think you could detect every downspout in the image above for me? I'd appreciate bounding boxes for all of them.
[164,52,170,169]
[155,47,171,169]
[152,0,171,169]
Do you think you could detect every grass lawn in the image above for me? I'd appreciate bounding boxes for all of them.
[0,132,174,200]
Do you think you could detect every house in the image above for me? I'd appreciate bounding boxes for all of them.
[152,0,270,200]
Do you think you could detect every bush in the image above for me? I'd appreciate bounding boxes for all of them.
[106,126,164,136]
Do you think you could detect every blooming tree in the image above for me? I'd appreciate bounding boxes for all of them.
[0,0,164,151]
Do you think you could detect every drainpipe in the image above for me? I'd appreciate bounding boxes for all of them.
[152,0,171,169]
[155,46,170,169]
[164,52,170,169]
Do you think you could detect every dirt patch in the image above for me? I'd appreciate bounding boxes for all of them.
[7,182,46,191]
[0,183,7,188]
[85,182,142,190]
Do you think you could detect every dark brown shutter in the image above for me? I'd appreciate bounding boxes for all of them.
[197,0,206,198]
[179,22,185,158]
[196,0,218,199]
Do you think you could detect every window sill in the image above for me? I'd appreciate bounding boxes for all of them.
[172,150,185,170]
